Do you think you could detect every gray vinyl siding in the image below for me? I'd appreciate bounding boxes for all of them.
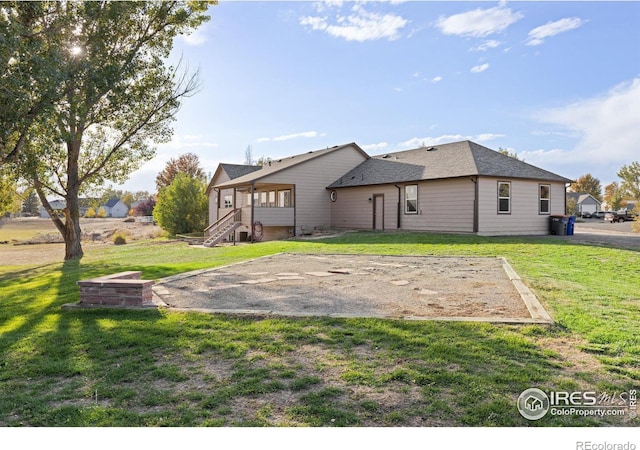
[401,178,474,232]
[258,145,368,234]
[330,185,398,230]
[477,177,566,235]
[331,178,474,232]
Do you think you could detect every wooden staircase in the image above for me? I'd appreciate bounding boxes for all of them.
[203,208,242,247]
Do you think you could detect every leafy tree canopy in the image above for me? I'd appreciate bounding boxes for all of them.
[617,161,640,200]
[4,1,212,259]
[604,182,625,211]
[569,173,602,202]
[156,152,205,191]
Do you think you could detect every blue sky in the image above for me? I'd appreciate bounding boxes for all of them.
[118,1,640,194]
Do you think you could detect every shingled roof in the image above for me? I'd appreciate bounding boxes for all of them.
[220,163,262,180]
[328,140,571,188]
[215,143,367,189]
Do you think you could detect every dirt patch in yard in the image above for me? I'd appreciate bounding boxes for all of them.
[155,253,548,323]
[0,217,164,266]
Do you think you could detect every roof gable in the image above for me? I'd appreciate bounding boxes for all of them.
[566,192,601,205]
[206,163,261,194]
[105,198,122,208]
[215,143,368,188]
[328,140,571,188]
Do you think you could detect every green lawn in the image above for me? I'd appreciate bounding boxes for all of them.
[0,232,638,426]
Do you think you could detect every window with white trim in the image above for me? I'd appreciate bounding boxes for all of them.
[278,189,292,207]
[224,194,232,208]
[405,185,418,214]
[498,182,511,214]
[539,184,550,214]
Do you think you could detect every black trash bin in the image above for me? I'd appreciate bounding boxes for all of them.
[549,215,567,235]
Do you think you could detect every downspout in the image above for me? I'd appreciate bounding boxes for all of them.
[394,185,401,229]
[471,177,479,233]
[292,184,297,236]
[250,182,255,243]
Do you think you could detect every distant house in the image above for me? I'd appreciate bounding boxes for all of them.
[102,198,129,218]
[566,192,601,216]
[40,200,66,218]
[204,140,571,245]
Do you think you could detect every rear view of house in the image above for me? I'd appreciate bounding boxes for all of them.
[329,141,571,236]
[204,143,368,245]
[205,140,571,244]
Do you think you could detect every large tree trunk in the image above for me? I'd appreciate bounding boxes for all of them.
[33,138,85,260]
[63,139,84,260]
[62,186,83,260]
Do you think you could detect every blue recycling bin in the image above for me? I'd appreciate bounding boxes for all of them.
[567,215,576,236]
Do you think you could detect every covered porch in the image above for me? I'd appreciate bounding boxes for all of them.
[207,181,297,245]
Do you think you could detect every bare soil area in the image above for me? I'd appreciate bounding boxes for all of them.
[0,217,164,266]
[156,253,540,322]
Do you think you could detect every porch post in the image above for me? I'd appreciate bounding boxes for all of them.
[232,188,237,245]
[250,183,255,243]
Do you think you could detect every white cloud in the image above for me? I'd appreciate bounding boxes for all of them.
[257,131,326,142]
[177,25,208,46]
[435,5,523,38]
[430,76,443,83]
[300,4,408,42]
[398,133,504,149]
[534,78,640,165]
[526,17,586,46]
[470,40,501,52]
[156,135,219,150]
[471,63,490,73]
[475,133,506,142]
[361,142,389,152]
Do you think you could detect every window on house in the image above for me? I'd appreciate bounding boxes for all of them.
[224,195,232,208]
[278,190,292,207]
[405,185,418,214]
[539,184,550,214]
[260,192,268,207]
[498,182,511,214]
[268,190,276,207]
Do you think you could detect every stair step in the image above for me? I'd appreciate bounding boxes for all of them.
[203,221,242,247]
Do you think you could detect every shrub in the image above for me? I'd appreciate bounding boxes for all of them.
[153,173,208,236]
[96,207,107,218]
[633,205,640,233]
[84,207,96,218]
[134,198,156,216]
[112,231,128,245]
